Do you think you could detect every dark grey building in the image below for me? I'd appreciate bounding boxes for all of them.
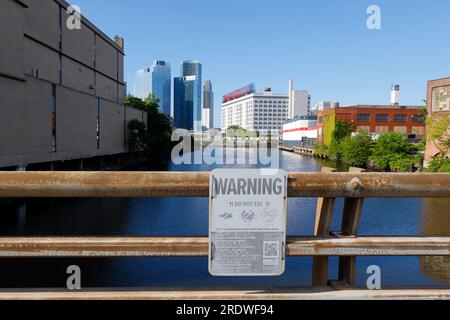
[0,0,145,168]
[203,80,214,129]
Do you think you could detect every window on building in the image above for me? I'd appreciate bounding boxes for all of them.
[412,126,425,137]
[375,126,389,133]
[357,113,370,121]
[412,115,425,123]
[357,126,370,132]
[393,126,407,134]
[375,114,389,122]
[394,114,407,122]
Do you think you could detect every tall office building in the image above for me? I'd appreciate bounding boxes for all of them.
[151,60,171,117]
[133,68,152,100]
[181,60,202,80]
[174,60,203,131]
[203,80,214,129]
[288,80,311,118]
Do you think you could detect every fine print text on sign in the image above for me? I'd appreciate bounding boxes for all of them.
[208,169,288,276]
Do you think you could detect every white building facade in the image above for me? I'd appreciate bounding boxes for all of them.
[133,68,152,100]
[282,117,318,142]
[288,80,311,118]
[222,89,289,132]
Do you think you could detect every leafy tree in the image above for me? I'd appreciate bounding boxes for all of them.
[127,120,147,152]
[227,125,248,138]
[425,112,450,172]
[123,95,148,111]
[327,141,344,161]
[370,132,418,171]
[319,120,353,161]
[227,125,242,131]
[124,94,173,165]
[315,143,329,156]
[427,158,450,172]
[341,131,373,167]
[332,120,353,143]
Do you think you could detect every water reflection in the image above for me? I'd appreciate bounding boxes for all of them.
[420,198,450,284]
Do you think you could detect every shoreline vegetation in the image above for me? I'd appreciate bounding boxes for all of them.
[313,120,449,173]
[123,95,174,166]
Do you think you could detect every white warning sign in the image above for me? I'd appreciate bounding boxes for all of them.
[208,169,288,276]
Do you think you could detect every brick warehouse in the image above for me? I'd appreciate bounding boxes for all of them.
[317,105,426,146]
[0,0,146,169]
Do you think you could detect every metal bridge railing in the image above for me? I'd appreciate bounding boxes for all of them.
[0,171,449,300]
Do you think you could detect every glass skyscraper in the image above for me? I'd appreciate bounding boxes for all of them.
[174,60,202,131]
[203,80,214,129]
[133,68,151,100]
[151,60,171,117]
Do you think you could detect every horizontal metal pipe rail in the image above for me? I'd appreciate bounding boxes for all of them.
[0,237,448,258]
[0,172,449,198]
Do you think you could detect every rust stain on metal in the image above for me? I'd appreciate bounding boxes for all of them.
[0,237,448,258]
[0,172,448,198]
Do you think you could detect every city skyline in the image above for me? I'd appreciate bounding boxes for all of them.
[72,0,450,128]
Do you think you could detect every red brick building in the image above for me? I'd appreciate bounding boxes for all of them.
[425,77,450,164]
[317,105,425,145]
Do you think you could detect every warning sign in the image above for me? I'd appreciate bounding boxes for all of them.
[208,169,288,276]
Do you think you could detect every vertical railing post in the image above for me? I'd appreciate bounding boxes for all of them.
[312,167,337,286]
[338,167,365,286]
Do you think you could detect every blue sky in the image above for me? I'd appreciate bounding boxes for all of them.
[72,0,450,127]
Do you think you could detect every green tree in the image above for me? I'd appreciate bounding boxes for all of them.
[123,95,148,111]
[124,94,173,165]
[426,158,450,172]
[320,120,353,161]
[315,143,329,157]
[227,125,248,138]
[425,112,450,172]
[370,132,418,171]
[327,141,344,161]
[332,120,353,142]
[341,131,373,167]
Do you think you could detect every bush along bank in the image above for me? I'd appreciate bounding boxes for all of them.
[314,121,428,172]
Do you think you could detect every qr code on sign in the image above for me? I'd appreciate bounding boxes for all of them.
[263,241,279,258]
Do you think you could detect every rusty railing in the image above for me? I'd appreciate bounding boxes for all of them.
[0,171,449,300]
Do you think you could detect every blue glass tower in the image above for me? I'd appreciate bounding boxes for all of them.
[173,60,202,131]
[151,60,171,117]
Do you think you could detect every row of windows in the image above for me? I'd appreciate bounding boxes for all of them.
[356,114,424,123]
[254,100,288,104]
[254,113,287,117]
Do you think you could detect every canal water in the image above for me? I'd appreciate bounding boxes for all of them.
[0,150,449,289]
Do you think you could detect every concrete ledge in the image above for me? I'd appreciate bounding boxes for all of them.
[0,288,449,300]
